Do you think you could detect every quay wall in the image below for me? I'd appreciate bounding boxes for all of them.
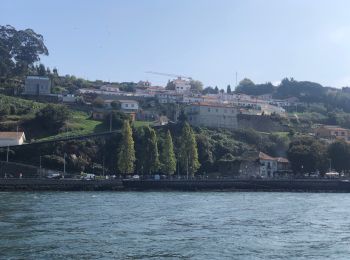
[0,179,123,191]
[122,179,350,192]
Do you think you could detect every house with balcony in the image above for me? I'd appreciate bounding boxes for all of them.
[239,151,290,178]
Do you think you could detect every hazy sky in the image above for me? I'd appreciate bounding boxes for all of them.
[2,0,350,88]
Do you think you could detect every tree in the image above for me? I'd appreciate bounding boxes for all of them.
[196,133,214,173]
[287,136,328,174]
[202,86,217,95]
[103,111,130,130]
[92,97,105,108]
[144,127,160,174]
[190,80,203,93]
[166,80,175,90]
[160,130,176,175]
[227,84,232,94]
[0,25,49,78]
[35,104,70,133]
[179,122,200,177]
[37,63,46,76]
[117,121,136,174]
[328,140,350,172]
[214,86,219,94]
[235,78,275,96]
[134,126,160,175]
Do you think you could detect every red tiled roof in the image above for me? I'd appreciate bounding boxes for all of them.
[259,152,289,163]
[259,152,275,160]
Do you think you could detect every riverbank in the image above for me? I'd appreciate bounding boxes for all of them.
[0,179,123,191]
[1,178,350,192]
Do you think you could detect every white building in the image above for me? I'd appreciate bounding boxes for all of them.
[185,102,239,129]
[182,95,204,103]
[100,85,120,92]
[0,132,26,147]
[259,152,290,178]
[119,100,139,112]
[156,92,183,104]
[174,78,191,93]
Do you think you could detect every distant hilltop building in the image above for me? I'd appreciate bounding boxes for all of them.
[0,132,26,147]
[314,125,350,143]
[174,78,191,93]
[24,76,51,95]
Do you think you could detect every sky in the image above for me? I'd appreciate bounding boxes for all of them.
[2,0,350,88]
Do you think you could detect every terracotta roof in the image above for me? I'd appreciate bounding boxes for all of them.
[259,152,275,161]
[259,152,289,163]
[0,132,25,140]
[276,157,289,163]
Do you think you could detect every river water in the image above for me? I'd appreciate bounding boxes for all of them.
[1,192,350,259]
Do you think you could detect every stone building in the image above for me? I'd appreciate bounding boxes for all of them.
[24,76,51,95]
[185,102,238,129]
[239,151,291,178]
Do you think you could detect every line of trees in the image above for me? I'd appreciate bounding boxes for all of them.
[287,136,350,174]
[117,121,200,177]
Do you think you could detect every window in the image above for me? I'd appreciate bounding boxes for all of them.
[208,108,211,112]
[131,104,134,107]
[125,104,128,107]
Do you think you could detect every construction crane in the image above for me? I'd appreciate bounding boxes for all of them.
[145,71,192,81]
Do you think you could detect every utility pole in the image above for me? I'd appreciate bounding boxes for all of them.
[109,112,112,132]
[6,146,9,162]
[39,155,42,178]
[102,156,105,176]
[63,153,66,178]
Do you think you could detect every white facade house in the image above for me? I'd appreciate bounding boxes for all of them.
[0,132,26,147]
[119,100,139,111]
[100,85,120,92]
[156,92,183,104]
[259,152,290,178]
[174,78,191,93]
[182,95,204,103]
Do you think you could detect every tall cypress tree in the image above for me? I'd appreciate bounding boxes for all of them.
[146,127,160,174]
[117,120,135,174]
[227,84,232,94]
[179,123,200,178]
[160,130,177,175]
[135,126,160,175]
